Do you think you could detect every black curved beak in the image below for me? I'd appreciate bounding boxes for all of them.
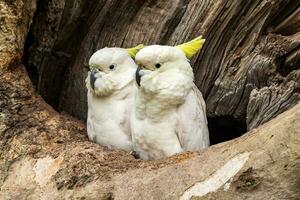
[90,69,97,90]
[135,66,141,87]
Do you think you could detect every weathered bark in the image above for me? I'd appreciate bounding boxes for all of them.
[1,91,300,200]
[24,0,300,131]
[0,0,300,199]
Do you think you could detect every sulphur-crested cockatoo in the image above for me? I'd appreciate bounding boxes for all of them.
[86,45,143,152]
[132,36,209,160]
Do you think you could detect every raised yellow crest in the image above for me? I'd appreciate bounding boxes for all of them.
[126,44,144,58]
[176,35,205,59]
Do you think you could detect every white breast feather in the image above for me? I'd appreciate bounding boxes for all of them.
[132,70,209,160]
[87,82,136,152]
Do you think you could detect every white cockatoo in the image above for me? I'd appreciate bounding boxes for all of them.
[131,36,209,160]
[86,45,143,152]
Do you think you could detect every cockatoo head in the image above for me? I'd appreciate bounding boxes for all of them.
[135,36,205,91]
[86,45,143,96]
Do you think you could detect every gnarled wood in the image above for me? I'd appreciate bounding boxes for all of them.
[0,0,299,199]
[24,0,299,131]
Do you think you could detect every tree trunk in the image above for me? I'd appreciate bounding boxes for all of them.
[24,0,300,130]
[0,0,299,199]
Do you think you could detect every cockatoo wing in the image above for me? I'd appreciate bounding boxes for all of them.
[176,84,210,151]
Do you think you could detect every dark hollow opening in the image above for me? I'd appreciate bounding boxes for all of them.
[208,116,247,145]
[22,24,38,87]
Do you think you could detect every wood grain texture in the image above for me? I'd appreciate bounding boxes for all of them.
[24,0,300,130]
[1,1,300,199]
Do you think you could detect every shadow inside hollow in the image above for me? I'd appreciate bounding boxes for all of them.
[208,116,247,145]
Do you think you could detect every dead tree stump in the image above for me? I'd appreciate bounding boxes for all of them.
[0,0,299,199]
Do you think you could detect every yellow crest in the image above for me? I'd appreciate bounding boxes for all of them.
[126,44,144,58]
[176,35,205,59]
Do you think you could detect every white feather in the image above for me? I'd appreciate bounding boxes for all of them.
[176,84,210,150]
[131,85,209,159]
[87,82,136,152]
[131,45,210,160]
[86,48,137,152]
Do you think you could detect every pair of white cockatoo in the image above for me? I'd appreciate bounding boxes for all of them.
[86,36,209,160]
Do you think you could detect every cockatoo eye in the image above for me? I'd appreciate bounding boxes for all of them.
[109,64,116,70]
[155,63,161,68]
